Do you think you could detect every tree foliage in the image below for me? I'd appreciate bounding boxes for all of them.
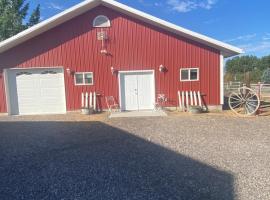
[225,55,270,83]
[0,0,40,41]
[261,68,270,83]
[27,4,40,27]
[226,56,260,73]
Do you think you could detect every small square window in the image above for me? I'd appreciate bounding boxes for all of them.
[181,69,189,81]
[75,73,84,85]
[190,69,198,80]
[180,68,199,81]
[85,73,93,84]
[74,72,94,85]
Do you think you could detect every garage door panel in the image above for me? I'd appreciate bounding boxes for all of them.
[40,77,64,87]
[7,68,66,115]
[19,105,40,115]
[40,98,65,105]
[40,88,64,96]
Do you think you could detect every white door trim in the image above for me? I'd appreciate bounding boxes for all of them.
[5,67,67,115]
[118,70,156,111]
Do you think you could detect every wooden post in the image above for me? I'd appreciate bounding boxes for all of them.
[258,82,262,99]
[181,91,185,111]
[185,91,189,111]
[89,92,93,108]
[178,91,182,111]
[85,92,89,108]
[198,91,202,107]
[193,91,198,106]
[93,92,96,111]
[81,93,84,108]
[190,91,193,106]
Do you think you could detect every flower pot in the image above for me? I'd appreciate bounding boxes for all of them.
[81,108,90,115]
[81,107,94,115]
[188,106,202,114]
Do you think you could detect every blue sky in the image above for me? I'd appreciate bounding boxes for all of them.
[28,0,270,57]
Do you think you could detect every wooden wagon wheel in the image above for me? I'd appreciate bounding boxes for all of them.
[229,86,260,116]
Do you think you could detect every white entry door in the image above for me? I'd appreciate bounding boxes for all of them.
[6,68,66,115]
[119,71,155,111]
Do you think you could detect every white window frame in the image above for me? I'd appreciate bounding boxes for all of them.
[180,68,199,82]
[74,72,94,86]
[93,15,111,28]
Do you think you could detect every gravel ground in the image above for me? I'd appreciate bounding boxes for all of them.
[0,112,269,200]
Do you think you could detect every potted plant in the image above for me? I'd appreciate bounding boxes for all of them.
[81,106,94,115]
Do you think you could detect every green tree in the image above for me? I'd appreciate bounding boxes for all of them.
[27,4,40,27]
[261,68,270,83]
[226,55,260,74]
[259,55,270,71]
[0,0,40,41]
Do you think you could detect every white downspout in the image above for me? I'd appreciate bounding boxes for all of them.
[220,54,224,105]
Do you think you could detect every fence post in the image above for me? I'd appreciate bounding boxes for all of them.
[258,82,262,99]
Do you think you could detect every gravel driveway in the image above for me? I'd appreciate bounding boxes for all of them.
[0,113,269,200]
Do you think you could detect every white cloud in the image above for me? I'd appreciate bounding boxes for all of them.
[166,0,217,13]
[225,33,270,56]
[137,0,163,7]
[237,41,270,56]
[262,33,270,41]
[224,34,257,43]
[47,2,65,11]
[246,42,270,53]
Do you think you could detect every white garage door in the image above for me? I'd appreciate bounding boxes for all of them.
[6,68,66,115]
[119,71,155,111]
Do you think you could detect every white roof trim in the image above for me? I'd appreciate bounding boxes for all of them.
[0,0,243,57]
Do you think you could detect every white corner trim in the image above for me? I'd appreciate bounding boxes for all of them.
[220,54,224,105]
[0,0,243,57]
[3,69,11,115]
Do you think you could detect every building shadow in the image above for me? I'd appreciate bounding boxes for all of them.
[0,121,235,200]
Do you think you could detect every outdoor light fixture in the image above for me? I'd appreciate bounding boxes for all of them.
[159,65,167,73]
[111,66,118,75]
[66,68,75,76]
[100,49,108,55]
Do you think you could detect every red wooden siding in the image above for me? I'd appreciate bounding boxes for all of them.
[0,6,220,113]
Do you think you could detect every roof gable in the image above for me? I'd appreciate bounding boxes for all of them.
[0,0,243,57]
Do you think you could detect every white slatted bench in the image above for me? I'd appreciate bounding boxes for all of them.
[81,92,98,112]
[177,91,204,112]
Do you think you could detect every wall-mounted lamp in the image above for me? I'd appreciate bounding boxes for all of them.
[111,66,118,75]
[100,49,108,55]
[66,68,75,76]
[159,65,167,73]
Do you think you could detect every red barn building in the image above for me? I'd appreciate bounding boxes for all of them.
[0,0,242,115]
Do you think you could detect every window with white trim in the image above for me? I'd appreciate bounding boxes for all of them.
[93,15,111,27]
[75,72,94,85]
[180,68,199,81]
